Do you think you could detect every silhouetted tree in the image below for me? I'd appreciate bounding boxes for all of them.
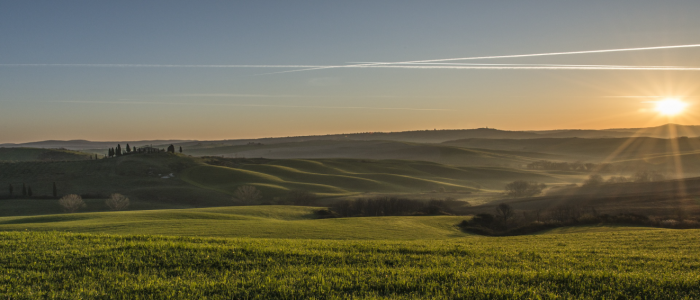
[95,154,98,160]
[8,184,13,197]
[22,183,27,196]
[116,144,122,156]
[179,146,182,153]
[496,203,514,228]
[133,146,138,152]
[126,144,131,153]
[53,182,57,198]
[167,144,175,153]
[27,186,32,197]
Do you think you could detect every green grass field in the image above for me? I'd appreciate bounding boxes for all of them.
[0,228,697,299]
[0,205,468,239]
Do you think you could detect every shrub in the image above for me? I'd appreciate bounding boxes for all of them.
[232,185,262,205]
[105,193,130,211]
[58,194,86,213]
[504,181,546,197]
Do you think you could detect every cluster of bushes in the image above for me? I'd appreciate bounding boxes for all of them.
[459,203,700,236]
[581,170,666,187]
[526,160,603,172]
[318,197,464,218]
[504,180,546,197]
[57,193,130,213]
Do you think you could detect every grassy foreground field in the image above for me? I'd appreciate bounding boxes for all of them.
[0,206,468,239]
[1,229,698,299]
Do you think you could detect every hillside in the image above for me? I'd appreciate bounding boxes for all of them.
[443,136,700,164]
[470,176,700,217]
[0,151,564,216]
[0,205,468,239]
[0,147,93,162]
[182,140,557,167]
[4,124,699,152]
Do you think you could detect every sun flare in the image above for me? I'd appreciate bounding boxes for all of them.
[654,98,687,116]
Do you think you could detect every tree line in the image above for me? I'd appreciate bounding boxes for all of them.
[4,182,59,199]
[107,144,182,158]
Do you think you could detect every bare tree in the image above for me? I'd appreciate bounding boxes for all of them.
[496,203,514,228]
[233,185,262,204]
[59,194,86,213]
[106,193,130,211]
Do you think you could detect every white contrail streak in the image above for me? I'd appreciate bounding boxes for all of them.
[53,100,450,111]
[351,62,689,68]
[257,43,700,75]
[334,65,700,70]
[0,64,333,68]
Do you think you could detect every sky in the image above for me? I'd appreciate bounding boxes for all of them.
[2,0,700,143]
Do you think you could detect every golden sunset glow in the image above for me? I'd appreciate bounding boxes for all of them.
[654,98,687,116]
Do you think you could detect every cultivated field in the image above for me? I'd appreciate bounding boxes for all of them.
[0,228,697,299]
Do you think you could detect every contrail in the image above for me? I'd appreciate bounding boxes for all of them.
[331,65,700,70]
[0,63,335,68]
[256,43,700,75]
[53,100,451,111]
[351,62,689,68]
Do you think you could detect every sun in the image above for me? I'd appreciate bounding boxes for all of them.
[654,98,687,116]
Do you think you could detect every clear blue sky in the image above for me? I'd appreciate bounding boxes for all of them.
[2,0,700,142]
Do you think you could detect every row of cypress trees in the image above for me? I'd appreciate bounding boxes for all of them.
[107,144,182,157]
[6,182,58,198]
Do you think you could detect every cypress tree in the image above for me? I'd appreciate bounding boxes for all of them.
[8,184,13,197]
[53,182,57,198]
[126,144,131,153]
[179,146,182,153]
[95,154,98,160]
[27,186,32,197]
[116,144,122,156]
[167,144,175,153]
[22,183,26,196]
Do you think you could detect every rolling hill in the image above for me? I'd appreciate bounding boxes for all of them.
[0,150,564,216]
[0,147,93,162]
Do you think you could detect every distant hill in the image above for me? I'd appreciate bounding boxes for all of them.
[0,148,93,162]
[0,139,192,151]
[181,140,557,167]
[3,124,699,152]
[443,136,700,163]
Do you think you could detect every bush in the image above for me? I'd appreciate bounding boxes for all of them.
[232,185,262,205]
[105,193,130,211]
[58,194,86,213]
[504,181,546,197]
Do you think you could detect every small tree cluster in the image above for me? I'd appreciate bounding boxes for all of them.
[59,194,86,213]
[504,180,546,197]
[232,185,262,205]
[105,193,130,211]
